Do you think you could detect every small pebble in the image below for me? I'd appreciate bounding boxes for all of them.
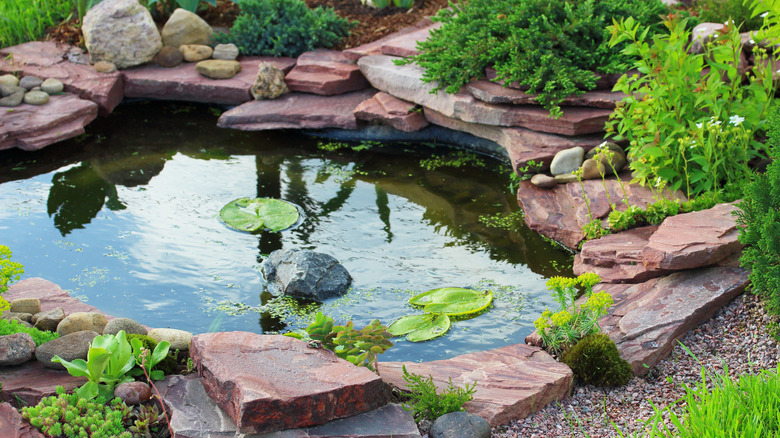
[23,90,49,105]
[40,78,64,94]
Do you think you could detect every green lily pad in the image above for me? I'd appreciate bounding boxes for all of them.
[409,288,493,316]
[388,314,436,336]
[406,314,451,342]
[220,198,300,233]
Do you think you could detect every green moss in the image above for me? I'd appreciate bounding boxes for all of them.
[0,318,58,346]
[561,333,633,387]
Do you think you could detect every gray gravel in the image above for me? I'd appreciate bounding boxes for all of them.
[492,292,780,438]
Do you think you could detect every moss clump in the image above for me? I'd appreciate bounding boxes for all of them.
[0,318,58,346]
[561,333,632,387]
[126,334,178,376]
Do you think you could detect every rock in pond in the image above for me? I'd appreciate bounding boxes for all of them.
[211,43,239,60]
[10,298,41,315]
[549,146,584,176]
[195,59,241,79]
[114,381,152,405]
[262,249,352,301]
[250,61,288,100]
[40,78,64,94]
[23,90,49,105]
[82,0,162,69]
[32,307,65,332]
[103,317,147,336]
[161,8,213,48]
[431,411,491,438]
[0,333,36,366]
[36,330,98,370]
[57,312,108,335]
[179,44,212,62]
[147,328,192,350]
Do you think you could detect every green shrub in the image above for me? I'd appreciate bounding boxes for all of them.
[737,107,780,315]
[0,0,72,48]
[0,245,24,295]
[0,318,58,346]
[561,333,632,387]
[400,365,476,422]
[696,0,763,31]
[214,0,355,57]
[399,0,665,117]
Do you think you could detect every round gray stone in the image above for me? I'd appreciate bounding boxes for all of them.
[0,84,24,97]
[262,249,352,301]
[530,173,556,189]
[40,78,64,94]
[32,307,66,332]
[0,333,36,366]
[585,141,627,175]
[549,146,584,176]
[431,411,491,438]
[0,74,19,87]
[57,312,108,336]
[0,91,24,107]
[114,381,152,405]
[581,158,605,180]
[2,311,33,323]
[36,330,98,369]
[23,90,50,105]
[18,76,43,90]
[147,328,192,351]
[103,317,148,336]
[212,43,239,60]
[10,298,41,315]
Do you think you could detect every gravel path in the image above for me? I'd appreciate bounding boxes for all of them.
[492,291,780,438]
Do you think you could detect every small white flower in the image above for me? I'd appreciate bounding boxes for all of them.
[729,115,745,126]
[656,177,662,187]
[761,12,769,18]
[749,39,755,44]
[696,122,703,129]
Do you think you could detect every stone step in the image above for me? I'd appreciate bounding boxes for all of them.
[122,56,296,105]
[354,92,429,132]
[574,203,742,282]
[217,89,376,131]
[467,79,625,109]
[357,54,612,136]
[285,51,369,96]
[379,343,572,427]
[159,374,420,438]
[0,41,123,115]
[189,332,390,434]
[0,94,98,152]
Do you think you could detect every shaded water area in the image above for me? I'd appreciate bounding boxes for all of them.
[0,101,573,362]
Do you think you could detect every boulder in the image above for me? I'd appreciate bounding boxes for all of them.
[250,61,289,100]
[285,50,370,95]
[161,8,213,48]
[147,328,192,350]
[195,59,241,79]
[0,360,85,407]
[114,381,151,405]
[35,330,98,370]
[189,332,390,433]
[23,90,49,105]
[19,76,43,90]
[179,44,212,62]
[262,249,352,301]
[530,174,556,189]
[155,45,184,68]
[82,0,162,69]
[122,56,296,105]
[218,89,376,131]
[32,307,65,332]
[466,79,625,109]
[56,312,108,335]
[0,74,19,87]
[549,146,584,176]
[380,343,572,427]
[9,298,40,315]
[40,78,64,94]
[0,402,45,438]
[0,333,36,366]
[357,55,612,136]
[354,91,429,132]
[431,412,491,438]
[211,43,239,60]
[102,317,147,336]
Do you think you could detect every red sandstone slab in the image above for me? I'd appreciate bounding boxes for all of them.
[379,23,441,58]
[0,41,123,115]
[0,403,45,437]
[573,225,664,283]
[5,278,116,319]
[343,19,434,60]
[379,343,572,427]
[122,56,296,105]
[285,51,369,96]
[189,332,390,434]
[467,79,625,109]
[0,94,98,151]
[354,92,428,132]
[424,108,605,171]
[0,360,85,408]
[217,89,376,131]
[642,203,742,271]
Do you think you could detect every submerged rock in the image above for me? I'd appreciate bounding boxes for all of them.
[262,249,352,301]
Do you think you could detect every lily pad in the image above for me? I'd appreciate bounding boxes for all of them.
[388,314,436,336]
[409,288,493,316]
[220,198,300,233]
[406,314,451,342]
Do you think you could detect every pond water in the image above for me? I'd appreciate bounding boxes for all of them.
[0,101,573,362]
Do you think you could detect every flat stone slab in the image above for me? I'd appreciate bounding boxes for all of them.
[159,374,419,438]
[0,94,98,151]
[357,55,612,136]
[574,203,742,282]
[5,278,116,319]
[189,332,390,434]
[122,56,296,105]
[0,403,44,438]
[343,19,434,60]
[516,176,682,250]
[217,89,376,131]
[354,92,429,132]
[424,108,604,171]
[284,50,369,95]
[0,360,85,407]
[467,79,625,109]
[379,23,441,58]
[0,41,123,115]
[379,343,572,427]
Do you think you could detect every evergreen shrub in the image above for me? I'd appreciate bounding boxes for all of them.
[561,333,633,387]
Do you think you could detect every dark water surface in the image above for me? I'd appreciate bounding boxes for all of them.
[0,101,572,362]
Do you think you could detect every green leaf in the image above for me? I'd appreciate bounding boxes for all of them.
[219,197,300,233]
[407,314,451,342]
[86,347,110,381]
[388,314,436,336]
[51,356,90,378]
[150,370,165,381]
[151,341,171,367]
[410,288,493,316]
[76,381,100,400]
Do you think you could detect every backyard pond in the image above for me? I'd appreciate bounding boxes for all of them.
[0,101,573,362]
